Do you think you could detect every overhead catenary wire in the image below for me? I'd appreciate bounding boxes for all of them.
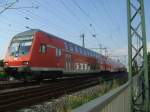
[10,2,79,38]
[1,0,127,53]
[71,0,120,51]
[97,0,123,47]
[19,10,78,38]
[58,0,93,34]
[71,0,111,37]
[32,0,88,40]
[58,0,102,47]
[34,0,75,27]
[0,0,18,14]
[34,0,91,36]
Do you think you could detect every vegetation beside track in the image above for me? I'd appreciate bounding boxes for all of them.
[0,60,8,79]
[0,72,7,78]
[66,78,126,111]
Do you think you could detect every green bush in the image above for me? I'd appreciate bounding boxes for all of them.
[0,73,7,78]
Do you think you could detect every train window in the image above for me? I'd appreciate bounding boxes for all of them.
[75,63,79,70]
[64,42,68,50]
[79,47,81,54]
[83,64,85,70]
[80,63,83,70]
[87,50,89,56]
[69,44,74,52]
[83,50,86,55]
[86,50,88,56]
[86,50,88,55]
[67,43,71,51]
[39,44,46,54]
[88,64,91,70]
[82,49,84,55]
[92,52,94,57]
[77,47,80,53]
[88,51,90,56]
[56,48,61,56]
[83,50,85,55]
[89,52,92,57]
[94,53,96,57]
[80,48,83,54]
[75,46,78,53]
[89,51,91,56]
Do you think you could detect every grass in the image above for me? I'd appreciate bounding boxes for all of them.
[67,83,110,110]
[0,72,7,78]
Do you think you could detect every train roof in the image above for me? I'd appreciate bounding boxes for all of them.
[13,29,103,56]
[14,29,41,37]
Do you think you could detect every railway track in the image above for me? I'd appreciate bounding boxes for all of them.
[0,71,126,90]
[0,80,37,90]
[0,75,101,112]
[0,79,62,90]
[0,72,127,112]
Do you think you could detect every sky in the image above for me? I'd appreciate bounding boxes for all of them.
[0,0,150,65]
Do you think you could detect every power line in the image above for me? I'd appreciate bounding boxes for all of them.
[34,0,71,25]
[60,0,106,49]
[59,0,98,41]
[0,0,18,14]
[72,0,93,23]
[72,0,111,35]
[33,0,86,38]
[59,0,88,30]
[34,0,108,50]
[72,0,122,50]
[71,0,102,32]
[8,6,39,9]
[35,0,86,33]
[61,0,103,45]
[17,10,76,37]
[97,0,123,47]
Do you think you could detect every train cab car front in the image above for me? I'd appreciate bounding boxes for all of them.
[4,34,33,78]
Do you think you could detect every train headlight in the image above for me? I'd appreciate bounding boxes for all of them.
[5,62,8,65]
[23,61,29,65]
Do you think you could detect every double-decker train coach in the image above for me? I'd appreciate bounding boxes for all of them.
[3,29,125,79]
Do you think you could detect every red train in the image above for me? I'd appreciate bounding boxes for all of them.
[3,29,125,79]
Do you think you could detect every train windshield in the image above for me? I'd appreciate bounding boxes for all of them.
[9,35,33,57]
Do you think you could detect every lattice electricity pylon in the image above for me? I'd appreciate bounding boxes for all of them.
[127,0,149,112]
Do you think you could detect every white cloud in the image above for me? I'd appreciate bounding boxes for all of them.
[110,41,150,56]
[110,47,128,56]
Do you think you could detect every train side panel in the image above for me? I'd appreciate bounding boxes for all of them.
[30,32,65,70]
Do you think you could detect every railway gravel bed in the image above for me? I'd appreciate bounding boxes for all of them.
[0,75,100,112]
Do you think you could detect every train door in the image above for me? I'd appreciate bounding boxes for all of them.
[56,48,62,67]
[65,53,72,71]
